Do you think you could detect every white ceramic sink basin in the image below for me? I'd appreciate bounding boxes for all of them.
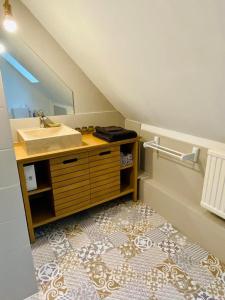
[17,125,82,155]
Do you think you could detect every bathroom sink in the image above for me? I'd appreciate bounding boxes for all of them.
[17,125,82,155]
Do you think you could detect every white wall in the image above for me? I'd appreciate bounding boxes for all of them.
[0,74,37,300]
[22,0,225,142]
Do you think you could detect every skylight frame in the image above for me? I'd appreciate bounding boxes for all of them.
[1,52,39,83]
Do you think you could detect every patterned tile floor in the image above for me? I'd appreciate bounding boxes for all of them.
[26,198,225,300]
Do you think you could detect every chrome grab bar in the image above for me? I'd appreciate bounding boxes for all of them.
[143,136,200,163]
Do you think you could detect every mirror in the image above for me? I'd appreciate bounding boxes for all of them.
[0,32,74,119]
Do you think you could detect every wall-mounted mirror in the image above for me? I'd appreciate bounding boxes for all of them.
[0,32,74,119]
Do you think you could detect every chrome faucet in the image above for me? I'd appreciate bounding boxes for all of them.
[34,110,61,128]
[39,115,46,128]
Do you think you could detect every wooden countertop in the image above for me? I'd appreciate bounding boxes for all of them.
[14,134,138,163]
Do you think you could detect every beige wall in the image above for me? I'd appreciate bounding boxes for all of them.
[0,74,37,300]
[22,0,225,142]
[126,119,225,261]
[141,129,207,207]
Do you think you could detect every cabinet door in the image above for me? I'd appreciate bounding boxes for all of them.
[89,146,120,203]
[50,152,90,216]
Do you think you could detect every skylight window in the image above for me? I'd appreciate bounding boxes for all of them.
[1,52,39,83]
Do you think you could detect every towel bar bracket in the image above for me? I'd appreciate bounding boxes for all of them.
[143,136,200,163]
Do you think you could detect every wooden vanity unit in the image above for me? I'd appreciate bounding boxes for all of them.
[14,134,139,242]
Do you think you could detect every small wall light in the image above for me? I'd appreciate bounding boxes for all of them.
[3,0,17,33]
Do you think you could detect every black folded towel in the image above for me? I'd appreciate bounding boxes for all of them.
[93,126,137,142]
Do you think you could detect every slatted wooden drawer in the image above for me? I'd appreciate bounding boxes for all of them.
[91,188,120,203]
[89,146,120,176]
[50,152,88,170]
[89,146,120,203]
[50,152,91,216]
[54,190,90,216]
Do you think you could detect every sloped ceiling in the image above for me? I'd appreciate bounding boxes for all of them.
[22,0,225,142]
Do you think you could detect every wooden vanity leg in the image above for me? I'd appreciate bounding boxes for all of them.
[18,163,35,243]
[132,141,139,201]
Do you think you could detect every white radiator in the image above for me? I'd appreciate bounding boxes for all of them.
[201,150,225,219]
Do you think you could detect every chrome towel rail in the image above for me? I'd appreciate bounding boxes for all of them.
[143,136,200,163]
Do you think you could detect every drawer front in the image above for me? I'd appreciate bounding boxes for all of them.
[51,152,91,216]
[52,168,89,184]
[50,152,88,171]
[53,182,91,216]
[91,186,120,204]
[91,174,120,188]
[53,179,90,195]
[55,197,90,216]
[89,146,120,203]
[55,189,90,216]
[52,173,89,190]
[51,164,89,177]
[55,189,90,206]
[51,153,90,194]
[51,146,121,215]
[89,146,120,175]
[54,185,89,200]
[89,165,120,178]
[90,171,119,184]
[88,146,119,158]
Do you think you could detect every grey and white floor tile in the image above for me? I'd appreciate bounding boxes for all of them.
[26,198,225,300]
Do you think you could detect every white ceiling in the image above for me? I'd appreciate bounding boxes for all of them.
[22,0,225,142]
